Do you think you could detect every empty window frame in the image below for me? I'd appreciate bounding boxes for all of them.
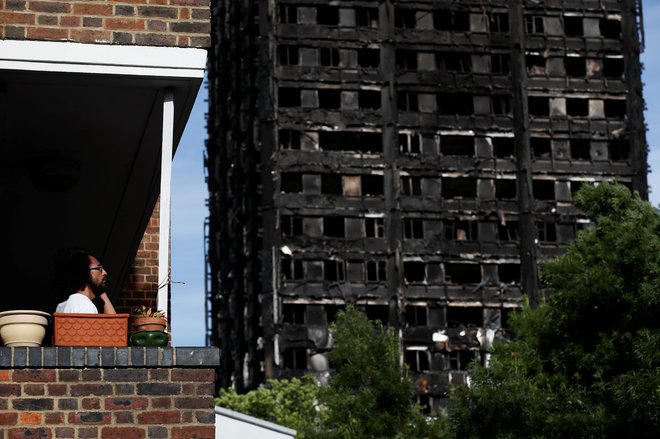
[320,47,340,67]
[281,256,304,280]
[279,129,301,150]
[405,305,427,326]
[279,5,297,24]
[437,94,473,115]
[358,48,380,68]
[525,15,544,34]
[278,45,299,66]
[442,177,477,199]
[495,179,517,199]
[397,91,418,111]
[603,57,624,79]
[447,307,483,327]
[404,261,426,283]
[281,215,303,236]
[448,350,479,371]
[396,50,417,70]
[280,172,303,193]
[565,57,586,77]
[323,216,345,238]
[433,9,469,31]
[444,220,478,241]
[356,7,379,28]
[609,138,630,161]
[405,349,430,372]
[436,52,471,72]
[365,218,385,238]
[399,133,421,154]
[403,218,424,239]
[492,95,512,115]
[364,305,389,326]
[282,348,306,369]
[324,260,345,282]
[318,89,341,109]
[526,54,546,75]
[492,137,515,158]
[563,16,583,37]
[366,261,387,282]
[395,9,416,29]
[401,176,422,196]
[570,181,584,197]
[319,131,382,154]
[528,96,549,116]
[498,263,520,283]
[361,175,383,196]
[445,263,481,284]
[600,18,621,39]
[570,139,591,160]
[440,136,473,156]
[498,221,519,241]
[530,137,551,159]
[536,221,557,242]
[489,12,509,33]
[533,180,555,200]
[279,87,301,107]
[321,174,342,194]
[359,90,381,109]
[282,303,305,324]
[604,99,627,118]
[317,5,339,25]
[566,98,589,117]
[325,305,345,324]
[491,54,511,74]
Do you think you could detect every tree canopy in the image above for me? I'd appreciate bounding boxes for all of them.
[449,183,660,438]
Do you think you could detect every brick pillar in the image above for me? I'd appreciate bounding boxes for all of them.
[117,200,160,315]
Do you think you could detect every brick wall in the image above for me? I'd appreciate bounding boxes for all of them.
[0,347,218,438]
[0,0,211,47]
[117,202,160,316]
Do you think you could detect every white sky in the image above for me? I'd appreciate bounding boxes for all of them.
[169,1,660,346]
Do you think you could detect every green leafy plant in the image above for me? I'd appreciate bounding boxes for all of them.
[132,305,167,320]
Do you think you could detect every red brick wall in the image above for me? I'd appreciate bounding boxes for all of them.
[117,201,160,316]
[0,367,215,438]
[0,0,211,47]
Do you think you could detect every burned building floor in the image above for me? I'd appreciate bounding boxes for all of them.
[206,0,647,412]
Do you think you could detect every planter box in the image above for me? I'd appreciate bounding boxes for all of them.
[53,313,129,347]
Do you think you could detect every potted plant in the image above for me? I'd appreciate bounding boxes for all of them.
[131,306,167,332]
[130,306,169,347]
[0,310,50,347]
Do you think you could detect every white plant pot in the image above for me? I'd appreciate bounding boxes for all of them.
[0,310,50,347]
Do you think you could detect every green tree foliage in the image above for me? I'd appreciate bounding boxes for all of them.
[215,376,321,437]
[215,306,448,438]
[320,306,447,439]
[449,183,660,438]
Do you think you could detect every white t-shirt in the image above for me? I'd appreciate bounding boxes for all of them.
[55,293,98,314]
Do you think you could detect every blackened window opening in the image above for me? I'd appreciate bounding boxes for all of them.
[281,215,303,236]
[319,131,382,154]
[493,137,514,158]
[536,221,557,242]
[358,49,380,68]
[320,48,340,67]
[437,94,472,115]
[491,54,510,74]
[433,10,469,31]
[317,6,339,25]
[323,216,345,237]
[603,58,624,79]
[318,89,341,109]
[570,139,591,160]
[447,307,482,327]
[489,12,509,33]
[528,96,549,116]
[396,50,417,70]
[279,5,297,24]
[404,261,426,283]
[357,7,379,28]
[498,221,519,241]
[404,219,424,239]
[395,9,416,29]
[566,98,589,117]
[283,348,306,369]
[324,260,345,282]
[402,176,422,196]
[405,305,427,326]
[609,138,630,161]
[498,263,521,283]
[445,263,481,284]
[533,180,554,200]
[442,177,476,198]
[563,16,583,37]
[398,91,418,111]
[279,87,301,107]
[495,179,517,199]
[605,100,626,118]
[282,304,305,324]
[281,172,303,193]
[278,45,299,66]
[441,136,473,156]
[565,57,586,77]
[437,52,471,72]
[531,137,551,159]
[321,174,342,194]
[279,129,301,150]
[366,261,387,281]
[405,350,429,372]
[445,220,478,241]
[359,90,381,110]
[365,218,385,238]
[361,175,383,196]
[600,19,622,39]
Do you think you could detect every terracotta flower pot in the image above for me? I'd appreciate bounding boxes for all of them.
[0,310,50,347]
[132,317,167,333]
[53,313,129,347]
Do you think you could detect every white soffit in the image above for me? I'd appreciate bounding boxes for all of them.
[0,39,206,78]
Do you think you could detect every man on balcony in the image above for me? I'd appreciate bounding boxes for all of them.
[53,247,117,314]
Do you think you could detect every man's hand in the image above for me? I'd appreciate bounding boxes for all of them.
[98,292,117,314]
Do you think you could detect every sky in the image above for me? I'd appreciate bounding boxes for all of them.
[169,1,660,346]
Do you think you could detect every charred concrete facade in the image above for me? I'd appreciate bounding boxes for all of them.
[206,0,647,410]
